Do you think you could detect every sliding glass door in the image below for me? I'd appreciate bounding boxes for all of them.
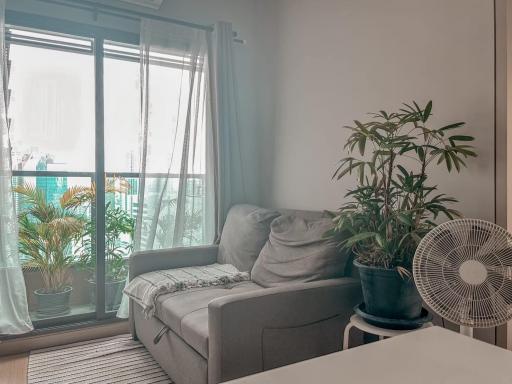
[8,27,97,325]
[6,21,140,327]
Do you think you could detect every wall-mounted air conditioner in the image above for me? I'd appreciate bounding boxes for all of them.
[120,0,164,10]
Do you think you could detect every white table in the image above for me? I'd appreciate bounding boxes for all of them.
[343,314,433,349]
[223,327,512,384]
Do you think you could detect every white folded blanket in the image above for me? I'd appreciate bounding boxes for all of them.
[123,263,250,318]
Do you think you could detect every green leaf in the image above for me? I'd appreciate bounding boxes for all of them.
[417,146,425,161]
[422,100,432,122]
[345,232,376,247]
[375,233,384,247]
[450,152,461,172]
[444,152,452,171]
[396,165,409,178]
[439,122,465,131]
[354,120,365,129]
[397,213,413,226]
[449,135,474,142]
[358,136,366,156]
[453,146,477,158]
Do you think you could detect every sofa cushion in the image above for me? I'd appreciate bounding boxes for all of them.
[155,281,263,358]
[277,209,327,220]
[251,215,347,287]
[218,204,280,272]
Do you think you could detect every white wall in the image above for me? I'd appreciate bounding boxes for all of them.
[261,0,495,222]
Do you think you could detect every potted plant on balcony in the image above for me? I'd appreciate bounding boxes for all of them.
[77,203,134,310]
[329,101,476,328]
[15,184,85,317]
[62,178,133,310]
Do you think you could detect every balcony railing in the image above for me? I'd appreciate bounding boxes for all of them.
[12,169,206,328]
[12,170,206,179]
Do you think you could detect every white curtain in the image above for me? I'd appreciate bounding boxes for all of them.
[211,22,247,238]
[0,0,33,335]
[117,19,215,318]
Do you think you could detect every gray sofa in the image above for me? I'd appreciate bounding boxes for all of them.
[129,205,361,384]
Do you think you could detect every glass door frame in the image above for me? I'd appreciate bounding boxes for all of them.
[6,9,140,329]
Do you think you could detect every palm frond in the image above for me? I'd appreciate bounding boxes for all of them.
[14,183,46,207]
[60,185,95,209]
[60,177,130,209]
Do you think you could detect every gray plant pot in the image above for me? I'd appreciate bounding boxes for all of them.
[88,278,126,311]
[34,286,72,317]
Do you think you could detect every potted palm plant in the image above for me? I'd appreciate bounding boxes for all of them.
[61,179,133,310]
[329,101,477,326]
[15,184,85,317]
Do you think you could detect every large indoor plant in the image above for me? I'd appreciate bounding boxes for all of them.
[330,101,476,323]
[15,184,85,317]
[62,178,133,310]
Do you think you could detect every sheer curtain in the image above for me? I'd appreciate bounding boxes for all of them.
[117,19,215,317]
[0,0,33,335]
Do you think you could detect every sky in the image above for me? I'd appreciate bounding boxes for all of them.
[9,33,207,177]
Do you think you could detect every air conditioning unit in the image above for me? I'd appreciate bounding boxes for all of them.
[120,0,164,10]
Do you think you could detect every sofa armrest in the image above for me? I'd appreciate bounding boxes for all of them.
[207,278,361,383]
[129,245,219,280]
[128,245,218,339]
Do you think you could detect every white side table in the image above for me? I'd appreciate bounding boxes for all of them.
[343,314,433,350]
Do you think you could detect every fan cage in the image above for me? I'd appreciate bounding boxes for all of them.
[413,218,512,328]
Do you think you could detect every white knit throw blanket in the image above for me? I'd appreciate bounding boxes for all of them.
[124,263,250,318]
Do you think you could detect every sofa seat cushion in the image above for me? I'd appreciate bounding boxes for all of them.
[154,281,263,358]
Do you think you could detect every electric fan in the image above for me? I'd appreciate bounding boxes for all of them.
[413,218,512,337]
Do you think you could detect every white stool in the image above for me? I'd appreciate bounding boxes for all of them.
[343,314,433,350]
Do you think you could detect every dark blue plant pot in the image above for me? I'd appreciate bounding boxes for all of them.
[354,260,422,320]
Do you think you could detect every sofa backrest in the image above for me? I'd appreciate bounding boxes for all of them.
[251,214,348,287]
[277,208,358,279]
[277,208,328,220]
[218,204,358,279]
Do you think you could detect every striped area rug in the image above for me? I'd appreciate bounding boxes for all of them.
[28,334,172,384]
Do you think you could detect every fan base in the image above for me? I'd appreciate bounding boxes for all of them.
[354,303,433,330]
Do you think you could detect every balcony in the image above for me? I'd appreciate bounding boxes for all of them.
[13,170,206,327]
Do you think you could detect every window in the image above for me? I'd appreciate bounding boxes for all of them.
[7,19,211,327]
[7,25,143,326]
[9,32,95,173]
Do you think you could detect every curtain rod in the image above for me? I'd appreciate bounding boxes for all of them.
[33,0,245,43]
